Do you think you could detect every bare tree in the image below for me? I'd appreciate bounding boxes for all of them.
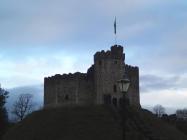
[153,104,165,118]
[12,93,34,121]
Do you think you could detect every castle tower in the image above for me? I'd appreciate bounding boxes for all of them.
[93,45,140,107]
[44,44,140,108]
[94,45,125,105]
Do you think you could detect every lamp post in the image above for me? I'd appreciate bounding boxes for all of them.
[117,78,130,140]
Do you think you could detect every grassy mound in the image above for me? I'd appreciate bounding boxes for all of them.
[132,108,187,140]
[3,105,187,140]
[3,105,122,140]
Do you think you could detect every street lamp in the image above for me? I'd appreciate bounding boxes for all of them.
[117,78,130,94]
[117,78,130,140]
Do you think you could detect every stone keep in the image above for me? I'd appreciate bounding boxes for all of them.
[44,45,140,107]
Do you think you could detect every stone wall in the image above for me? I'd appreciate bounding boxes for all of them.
[94,45,125,105]
[125,65,140,107]
[44,72,94,107]
[44,45,140,108]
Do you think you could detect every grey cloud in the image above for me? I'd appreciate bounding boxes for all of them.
[0,0,178,46]
[145,26,187,74]
[128,24,187,76]
[140,74,183,93]
[0,51,89,88]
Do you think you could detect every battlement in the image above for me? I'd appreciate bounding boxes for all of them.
[87,65,94,79]
[94,45,125,62]
[44,72,88,84]
[125,64,139,73]
[125,64,139,83]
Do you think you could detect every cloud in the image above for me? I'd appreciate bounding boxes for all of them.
[141,25,187,74]
[0,46,94,88]
[140,75,178,92]
[140,74,187,93]
[117,20,156,43]
[0,0,183,46]
[140,89,187,109]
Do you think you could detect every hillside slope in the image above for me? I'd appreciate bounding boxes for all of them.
[3,106,122,140]
[3,105,187,140]
[129,108,187,140]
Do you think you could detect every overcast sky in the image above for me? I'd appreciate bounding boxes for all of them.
[1,0,187,110]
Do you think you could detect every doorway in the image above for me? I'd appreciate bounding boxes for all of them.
[112,98,117,107]
[103,94,111,105]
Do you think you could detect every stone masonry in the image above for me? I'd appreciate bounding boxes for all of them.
[44,45,140,108]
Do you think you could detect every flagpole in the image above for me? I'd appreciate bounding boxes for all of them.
[115,32,117,45]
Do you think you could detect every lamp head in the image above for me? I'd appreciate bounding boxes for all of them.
[117,78,130,93]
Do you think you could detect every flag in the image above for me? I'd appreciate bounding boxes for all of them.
[114,17,116,34]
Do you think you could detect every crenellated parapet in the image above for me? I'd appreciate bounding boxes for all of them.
[125,64,140,107]
[44,72,88,85]
[87,65,94,80]
[125,64,139,75]
[125,64,139,83]
[94,45,125,62]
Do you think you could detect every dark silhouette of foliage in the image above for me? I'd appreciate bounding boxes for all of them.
[161,114,169,122]
[0,86,9,138]
[162,113,187,136]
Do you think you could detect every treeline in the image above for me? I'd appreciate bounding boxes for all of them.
[160,113,187,136]
[152,104,187,136]
[0,87,8,139]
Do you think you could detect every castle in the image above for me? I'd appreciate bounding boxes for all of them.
[44,45,140,108]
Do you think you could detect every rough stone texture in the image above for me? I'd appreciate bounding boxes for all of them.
[44,45,140,108]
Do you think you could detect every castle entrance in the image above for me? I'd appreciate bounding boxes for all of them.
[112,98,117,107]
[103,94,111,105]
